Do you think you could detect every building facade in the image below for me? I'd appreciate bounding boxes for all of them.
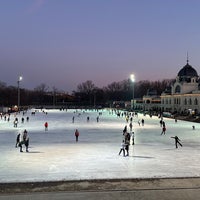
[161,60,200,114]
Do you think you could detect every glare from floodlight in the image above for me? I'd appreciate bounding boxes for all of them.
[130,74,135,82]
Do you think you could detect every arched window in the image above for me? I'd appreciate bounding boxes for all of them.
[184,98,187,105]
[189,98,192,105]
[175,85,181,93]
[146,100,150,104]
[194,98,198,105]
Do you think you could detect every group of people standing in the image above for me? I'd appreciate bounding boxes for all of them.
[16,129,29,152]
[119,125,134,157]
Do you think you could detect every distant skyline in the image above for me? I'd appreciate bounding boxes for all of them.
[1,0,200,93]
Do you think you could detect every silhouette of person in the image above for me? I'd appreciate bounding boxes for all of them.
[75,129,79,142]
[15,133,20,147]
[171,136,182,148]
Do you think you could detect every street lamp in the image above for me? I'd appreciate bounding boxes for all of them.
[17,76,23,111]
[130,74,135,110]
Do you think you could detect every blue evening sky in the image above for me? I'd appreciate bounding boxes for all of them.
[1,0,200,92]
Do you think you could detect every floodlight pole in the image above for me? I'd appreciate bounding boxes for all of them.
[17,76,22,111]
[130,74,135,110]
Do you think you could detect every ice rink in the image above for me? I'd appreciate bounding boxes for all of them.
[1,108,200,183]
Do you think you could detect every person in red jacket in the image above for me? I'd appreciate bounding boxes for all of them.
[44,122,48,131]
[75,129,79,142]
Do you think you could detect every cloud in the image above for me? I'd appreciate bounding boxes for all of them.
[26,0,46,14]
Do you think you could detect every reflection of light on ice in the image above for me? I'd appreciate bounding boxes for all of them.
[49,165,58,172]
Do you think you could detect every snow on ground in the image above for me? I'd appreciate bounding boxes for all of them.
[1,108,200,183]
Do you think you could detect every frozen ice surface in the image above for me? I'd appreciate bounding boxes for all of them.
[1,108,200,183]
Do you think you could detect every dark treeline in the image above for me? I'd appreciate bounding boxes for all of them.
[0,79,174,108]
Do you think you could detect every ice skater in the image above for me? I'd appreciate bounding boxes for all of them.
[171,136,182,148]
[25,137,29,152]
[44,122,48,131]
[125,132,131,145]
[75,129,79,142]
[162,121,165,127]
[161,126,166,135]
[19,137,29,152]
[26,116,29,122]
[125,141,129,156]
[141,119,144,126]
[18,131,29,152]
[23,129,28,140]
[118,140,126,157]
[13,119,18,127]
[15,133,20,147]
[159,119,163,127]
[129,122,133,132]
[123,125,127,135]
[132,132,135,145]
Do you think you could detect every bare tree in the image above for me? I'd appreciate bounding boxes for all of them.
[77,80,95,94]
[34,83,49,93]
[33,83,49,105]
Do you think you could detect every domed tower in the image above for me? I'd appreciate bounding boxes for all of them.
[161,57,200,114]
[177,60,198,82]
[172,59,199,94]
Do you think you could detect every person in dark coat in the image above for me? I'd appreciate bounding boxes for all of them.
[132,132,135,145]
[125,142,129,156]
[129,122,133,132]
[25,137,29,152]
[171,136,182,148]
[159,119,163,127]
[123,125,127,135]
[125,132,131,145]
[15,133,20,147]
[23,129,28,140]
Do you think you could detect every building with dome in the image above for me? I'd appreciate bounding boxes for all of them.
[161,59,200,114]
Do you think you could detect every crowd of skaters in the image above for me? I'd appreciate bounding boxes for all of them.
[0,108,192,155]
[117,110,185,157]
[0,108,107,153]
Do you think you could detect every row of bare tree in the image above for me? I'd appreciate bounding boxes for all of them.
[0,78,174,108]
[73,79,174,106]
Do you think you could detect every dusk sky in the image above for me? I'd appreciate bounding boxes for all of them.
[1,0,200,93]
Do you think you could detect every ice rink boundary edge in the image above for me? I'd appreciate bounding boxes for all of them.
[1,177,200,194]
